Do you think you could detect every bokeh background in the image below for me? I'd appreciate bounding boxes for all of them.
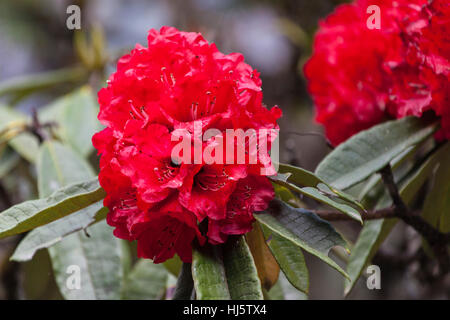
[0,0,444,299]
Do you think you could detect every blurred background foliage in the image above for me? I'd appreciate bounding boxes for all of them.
[0,0,443,300]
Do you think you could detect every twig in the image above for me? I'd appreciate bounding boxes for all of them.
[27,109,48,144]
[379,165,450,274]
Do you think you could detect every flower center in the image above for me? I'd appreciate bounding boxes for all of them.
[195,167,230,191]
[154,161,179,183]
[115,191,138,212]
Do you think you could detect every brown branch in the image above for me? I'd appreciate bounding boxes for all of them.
[313,165,450,275]
[379,165,450,274]
[25,109,58,144]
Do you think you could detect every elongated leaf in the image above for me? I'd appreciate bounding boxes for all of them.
[39,87,102,157]
[271,174,362,223]
[192,244,230,300]
[8,133,39,163]
[38,144,122,298]
[50,220,126,299]
[344,147,443,295]
[223,236,263,300]
[0,67,87,100]
[36,140,126,300]
[122,260,168,300]
[11,202,107,262]
[255,199,349,278]
[278,163,322,186]
[273,183,303,208]
[245,224,280,291]
[315,117,437,190]
[422,143,450,233]
[37,141,95,195]
[259,223,309,294]
[0,178,104,239]
[278,163,365,211]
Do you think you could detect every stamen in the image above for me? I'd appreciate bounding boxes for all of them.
[196,169,230,191]
[128,100,144,120]
[154,162,178,183]
[191,102,199,120]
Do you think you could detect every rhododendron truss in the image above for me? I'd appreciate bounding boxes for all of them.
[305,0,450,146]
[93,26,281,263]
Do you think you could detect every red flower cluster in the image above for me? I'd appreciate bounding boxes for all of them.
[93,27,281,263]
[304,0,450,145]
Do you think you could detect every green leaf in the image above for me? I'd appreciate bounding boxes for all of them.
[255,199,349,278]
[8,133,39,163]
[258,223,309,294]
[192,243,231,300]
[278,163,365,211]
[35,140,126,300]
[10,202,107,262]
[49,220,127,299]
[39,87,102,157]
[0,178,105,239]
[0,67,87,101]
[271,173,362,223]
[37,140,95,196]
[278,163,322,186]
[315,117,437,190]
[273,183,302,208]
[223,236,263,300]
[122,260,169,300]
[422,142,450,233]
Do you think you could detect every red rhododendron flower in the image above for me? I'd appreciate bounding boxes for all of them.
[304,0,449,145]
[401,0,450,140]
[93,26,281,263]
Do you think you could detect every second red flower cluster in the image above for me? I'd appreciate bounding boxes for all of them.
[305,0,450,145]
